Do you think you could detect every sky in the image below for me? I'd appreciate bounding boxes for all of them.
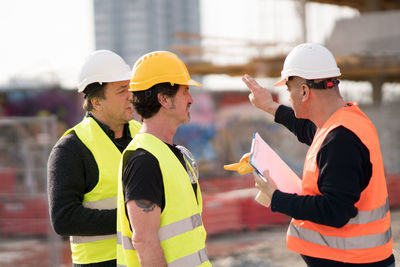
[0,0,94,88]
[0,0,358,89]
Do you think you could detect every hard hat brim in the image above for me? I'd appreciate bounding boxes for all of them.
[78,70,131,92]
[130,78,203,92]
[188,79,202,87]
[274,78,287,87]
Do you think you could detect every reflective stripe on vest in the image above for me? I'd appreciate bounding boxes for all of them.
[158,213,202,241]
[168,248,209,267]
[71,234,117,244]
[286,104,392,263]
[70,197,117,244]
[117,213,203,250]
[348,198,389,225]
[289,220,391,250]
[82,196,117,210]
[117,231,134,250]
[288,197,391,251]
[116,248,208,267]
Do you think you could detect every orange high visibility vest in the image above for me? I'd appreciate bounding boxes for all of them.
[287,103,393,263]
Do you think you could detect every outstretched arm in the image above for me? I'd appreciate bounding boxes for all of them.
[243,74,317,144]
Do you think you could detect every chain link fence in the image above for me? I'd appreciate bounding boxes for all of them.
[0,116,62,267]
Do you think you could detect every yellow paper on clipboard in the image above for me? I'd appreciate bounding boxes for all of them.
[250,132,302,194]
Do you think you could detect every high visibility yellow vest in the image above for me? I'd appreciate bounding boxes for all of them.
[63,117,141,264]
[287,103,392,263]
[116,133,211,267]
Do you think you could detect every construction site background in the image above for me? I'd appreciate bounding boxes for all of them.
[1,0,400,266]
[0,88,399,266]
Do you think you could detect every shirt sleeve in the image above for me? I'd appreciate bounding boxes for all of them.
[47,133,116,236]
[270,126,372,228]
[122,149,165,210]
[274,105,317,146]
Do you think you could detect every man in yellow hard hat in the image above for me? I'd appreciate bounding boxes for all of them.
[47,50,141,266]
[243,43,394,266]
[116,51,211,266]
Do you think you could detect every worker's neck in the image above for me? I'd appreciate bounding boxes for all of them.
[91,112,124,138]
[140,114,178,145]
[310,95,346,128]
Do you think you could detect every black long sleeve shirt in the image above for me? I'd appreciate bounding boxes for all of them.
[47,114,132,237]
[272,105,394,266]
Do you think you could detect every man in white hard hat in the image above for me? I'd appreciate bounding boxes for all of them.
[47,50,141,266]
[116,51,211,266]
[242,43,394,266]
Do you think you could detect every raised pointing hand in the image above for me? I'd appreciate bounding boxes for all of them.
[242,74,279,115]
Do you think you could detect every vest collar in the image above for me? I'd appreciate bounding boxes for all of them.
[87,113,131,139]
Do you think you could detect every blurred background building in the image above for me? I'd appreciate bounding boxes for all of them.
[93,0,201,65]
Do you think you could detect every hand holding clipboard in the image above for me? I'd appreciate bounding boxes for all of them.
[250,133,302,195]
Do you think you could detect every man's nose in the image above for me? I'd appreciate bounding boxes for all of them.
[188,92,194,105]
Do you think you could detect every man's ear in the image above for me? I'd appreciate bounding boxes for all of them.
[91,97,103,111]
[158,93,170,108]
[301,84,310,102]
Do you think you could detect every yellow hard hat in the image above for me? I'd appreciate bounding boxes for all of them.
[129,51,202,91]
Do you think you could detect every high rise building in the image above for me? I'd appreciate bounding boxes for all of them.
[93,0,201,66]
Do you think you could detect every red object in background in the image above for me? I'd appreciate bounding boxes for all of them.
[200,177,288,236]
[0,196,48,236]
[217,92,279,108]
[0,168,16,195]
[202,186,290,236]
[202,195,243,235]
[218,93,250,107]
[199,175,254,195]
[240,197,289,231]
[387,174,400,208]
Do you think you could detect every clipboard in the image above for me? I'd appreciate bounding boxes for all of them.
[249,132,302,194]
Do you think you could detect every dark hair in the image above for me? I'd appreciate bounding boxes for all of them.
[82,82,107,111]
[133,83,179,119]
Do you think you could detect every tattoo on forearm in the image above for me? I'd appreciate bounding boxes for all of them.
[135,200,156,213]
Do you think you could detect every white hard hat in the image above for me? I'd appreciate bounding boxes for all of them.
[77,50,131,92]
[274,43,341,87]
